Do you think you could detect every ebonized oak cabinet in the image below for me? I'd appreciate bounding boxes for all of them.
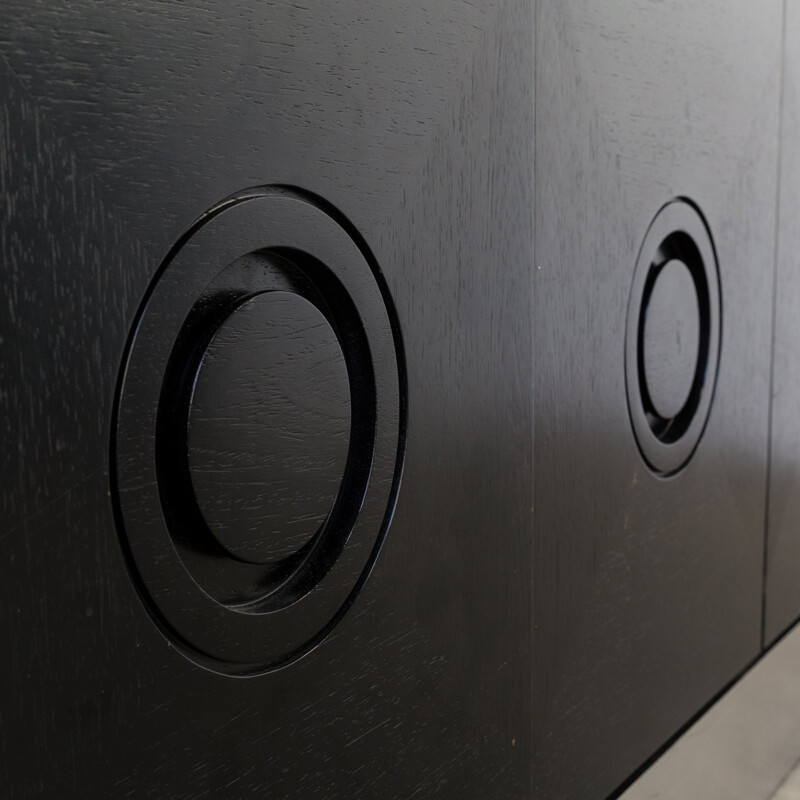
[1,2,798,798]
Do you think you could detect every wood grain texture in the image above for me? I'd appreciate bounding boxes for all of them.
[4,0,792,797]
[0,1,533,798]
[187,291,351,562]
[534,2,782,798]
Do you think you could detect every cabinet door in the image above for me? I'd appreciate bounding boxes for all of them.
[0,3,533,797]
[534,3,781,798]
[765,0,800,647]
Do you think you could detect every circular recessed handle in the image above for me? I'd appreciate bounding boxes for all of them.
[112,187,406,674]
[625,199,721,477]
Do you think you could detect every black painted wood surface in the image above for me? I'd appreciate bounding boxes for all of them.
[534,2,781,798]
[187,290,351,563]
[0,1,795,798]
[0,2,532,798]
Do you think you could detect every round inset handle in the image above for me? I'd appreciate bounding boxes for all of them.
[112,187,406,674]
[625,199,721,476]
